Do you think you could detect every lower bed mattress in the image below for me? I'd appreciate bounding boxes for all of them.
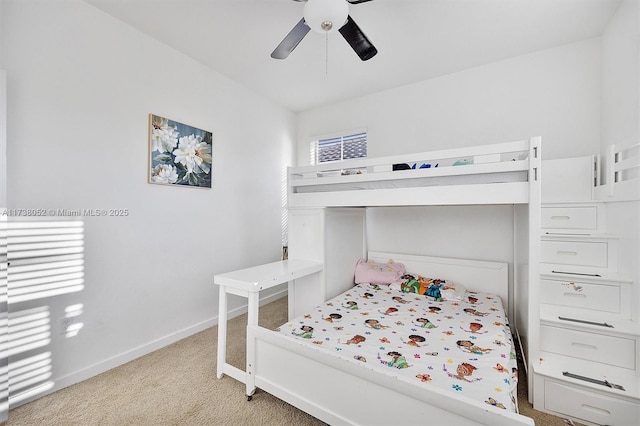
[277,282,519,413]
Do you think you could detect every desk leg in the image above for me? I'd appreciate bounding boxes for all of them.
[246,292,259,399]
[216,285,227,379]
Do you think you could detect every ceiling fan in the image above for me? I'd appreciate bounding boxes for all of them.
[271,0,377,61]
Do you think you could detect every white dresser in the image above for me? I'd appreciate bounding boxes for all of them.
[532,157,640,425]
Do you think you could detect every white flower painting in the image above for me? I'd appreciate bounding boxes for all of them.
[148,114,213,188]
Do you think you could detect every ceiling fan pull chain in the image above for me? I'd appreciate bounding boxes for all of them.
[325,31,329,75]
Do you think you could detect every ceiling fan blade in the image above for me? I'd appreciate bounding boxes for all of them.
[338,15,377,61]
[347,0,375,3]
[271,18,311,59]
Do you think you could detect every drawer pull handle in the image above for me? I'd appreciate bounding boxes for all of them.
[581,405,611,416]
[558,316,614,328]
[545,232,589,236]
[571,342,598,351]
[552,270,601,277]
[556,250,578,256]
[562,371,626,391]
[550,215,571,220]
[563,292,587,298]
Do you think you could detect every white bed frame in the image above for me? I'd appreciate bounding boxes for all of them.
[288,139,536,207]
[247,252,532,425]
[246,138,542,425]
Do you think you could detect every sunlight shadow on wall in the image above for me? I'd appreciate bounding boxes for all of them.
[7,220,84,303]
[4,306,54,406]
[6,307,51,358]
[1,215,7,418]
[7,352,53,406]
[6,218,85,406]
[62,303,84,338]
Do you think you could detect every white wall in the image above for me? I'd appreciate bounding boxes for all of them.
[297,38,603,164]
[2,0,295,406]
[602,0,639,170]
[0,0,5,206]
[366,205,514,264]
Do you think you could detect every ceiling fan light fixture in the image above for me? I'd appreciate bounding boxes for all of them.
[303,0,349,34]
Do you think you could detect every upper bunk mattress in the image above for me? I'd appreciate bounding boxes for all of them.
[277,282,519,413]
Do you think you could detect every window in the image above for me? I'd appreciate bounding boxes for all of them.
[310,131,367,165]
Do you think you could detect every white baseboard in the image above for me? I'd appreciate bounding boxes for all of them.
[8,289,287,409]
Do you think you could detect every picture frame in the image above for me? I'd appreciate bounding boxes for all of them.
[148,114,213,188]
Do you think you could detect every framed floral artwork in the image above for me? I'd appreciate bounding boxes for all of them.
[148,114,213,188]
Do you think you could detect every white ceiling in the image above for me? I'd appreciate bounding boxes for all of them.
[85,0,622,112]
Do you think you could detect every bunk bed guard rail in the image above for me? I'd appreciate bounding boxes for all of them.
[288,138,540,208]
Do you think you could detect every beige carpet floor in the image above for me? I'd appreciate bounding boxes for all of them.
[4,297,580,425]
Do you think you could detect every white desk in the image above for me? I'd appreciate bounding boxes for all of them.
[215,259,323,399]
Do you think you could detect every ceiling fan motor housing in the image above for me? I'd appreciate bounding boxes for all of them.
[304,0,349,33]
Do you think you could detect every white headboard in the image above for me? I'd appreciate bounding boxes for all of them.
[367,251,509,311]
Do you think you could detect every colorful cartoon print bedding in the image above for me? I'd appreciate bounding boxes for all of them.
[278,282,519,412]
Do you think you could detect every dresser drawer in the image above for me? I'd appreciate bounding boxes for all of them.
[540,325,635,369]
[541,240,608,268]
[544,380,640,425]
[542,206,598,231]
[540,279,620,313]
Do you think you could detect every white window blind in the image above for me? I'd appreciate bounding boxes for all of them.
[310,131,367,165]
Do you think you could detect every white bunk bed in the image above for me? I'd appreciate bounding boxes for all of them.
[288,139,535,207]
[245,138,542,426]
